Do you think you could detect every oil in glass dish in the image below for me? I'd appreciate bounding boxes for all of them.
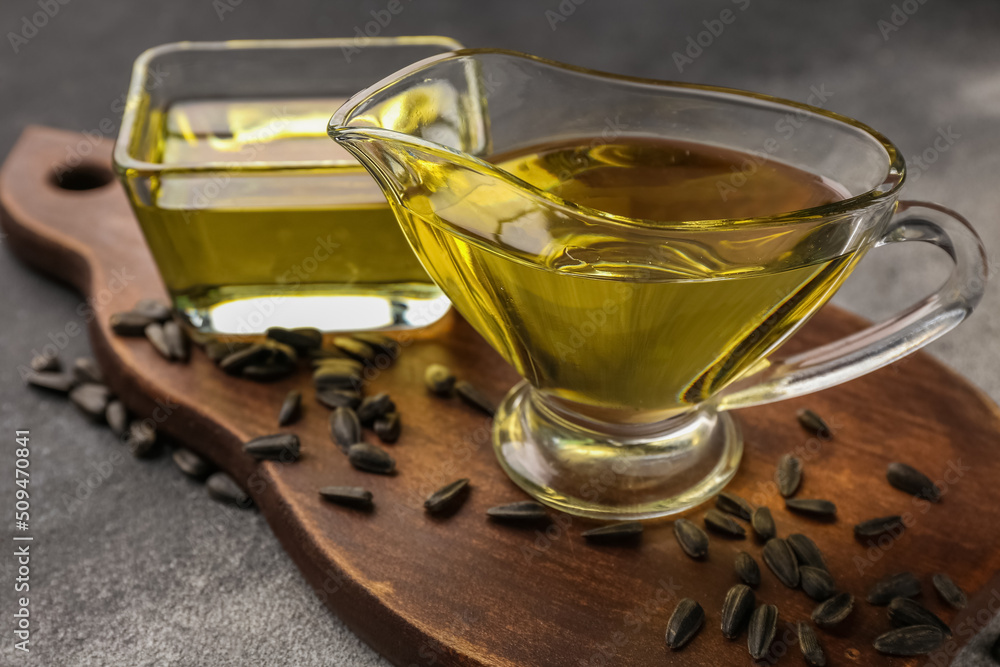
[131,97,448,336]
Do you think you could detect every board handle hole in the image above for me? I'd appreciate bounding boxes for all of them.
[52,164,114,191]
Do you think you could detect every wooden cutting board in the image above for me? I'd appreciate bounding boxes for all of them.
[3,126,998,667]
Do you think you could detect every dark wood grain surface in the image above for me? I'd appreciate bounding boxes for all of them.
[2,126,998,667]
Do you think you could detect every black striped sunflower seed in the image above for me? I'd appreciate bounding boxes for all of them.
[455,380,496,416]
[105,400,128,436]
[69,383,111,421]
[25,370,77,393]
[357,393,395,426]
[776,454,803,497]
[424,479,470,515]
[350,333,399,357]
[330,407,361,453]
[244,433,300,461]
[278,390,302,426]
[716,491,753,521]
[347,442,395,474]
[748,604,778,660]
[486,501,549,525]
[319,486,373,510]
[333,336,377,363]
[873,626,945,656]
[887,462,941,502]
[868,572,921,605]
[206,472,251,507]
[424,363,456,396]
[811,593,854,628]
[854,515,904,538]
[219,344,269,375]
[163,320,189,362]
[800,566,836,602]
[313,364,363,390]
[665,598,704,650]
[145,322,172,360]
[315,388,362,410]
[704,509,746,538]
[133,298,172,322]
[889,597,951,635]
[72,357,102,384]
[787,533,829,572]
[751,506,776,541]
[932,573,967,610]
[785,498,837,518]
[674,519,709,559]
[762,538,800,588]
[797,408,831,438]
[126,421,157,459]
[172,448,214,480]
[798,622,826,667]
[242,363,294,382]
[721,584,755,640]
[266,326,322,352]
[374,412,401,444]
[582,522,643,545]
[735,551,761,588]
[29,352,60,372]
[110,311,155,336]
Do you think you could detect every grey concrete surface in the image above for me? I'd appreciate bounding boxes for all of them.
[0,0,998,665]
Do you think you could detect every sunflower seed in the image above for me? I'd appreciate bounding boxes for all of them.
[721,584,755,639]
[25,370,77,393]
[313,364,363,390]
[674,519,709,559]
[261,339,297,366]
[242,363,295,381]
[316,388,362,410]
[105,400,128,436]
[665,598,704,650]
[72,357,102,383]
[716,492,753,521]
[932,573,967,610]
[350,333,399,357]
[763,538,800,588]
[319,486,373,510]
[110,311,155,336]
[776,454,803,497]
[313,357,364,374]
[206,472,251,507]
[800,566,836,601]
[455,380,496,416]
[751,506,776,541]
[582,522,643,545]
[309,347,350,361]
[330,407,361,453]
[887,462,941,502]
[277,390,302,426]
[735,551,761,588]
[219,344,269,374]
[855,515,904,538]
[204,340,251,363]
[889,597,951,635]
[69,383,111,421]
[797,408,831,438]
[30,352,60,372]
[244,433,300,461]
[812,593,854,628]
[374,412,401,444]
[144,323,172,360]
[163,320,189,362]
[424,479,470,515]
[358,393,395,426]
[787,534,829,572]
[705,509,746,538]
[873,625,945,656]
[424,363,456,397]
[786,498,837,518]
[798,622,826,667]
[748,604,778,660]
[126,421,157,458]
[172,448,214,480]
[266,327,323,352]
[347,442,395,474]
[486,501,548,525]
[133,298,172,322]
[333,336,376,363]
[868,572,922,605]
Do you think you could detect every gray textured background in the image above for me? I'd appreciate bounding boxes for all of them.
[1,0,998,665]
